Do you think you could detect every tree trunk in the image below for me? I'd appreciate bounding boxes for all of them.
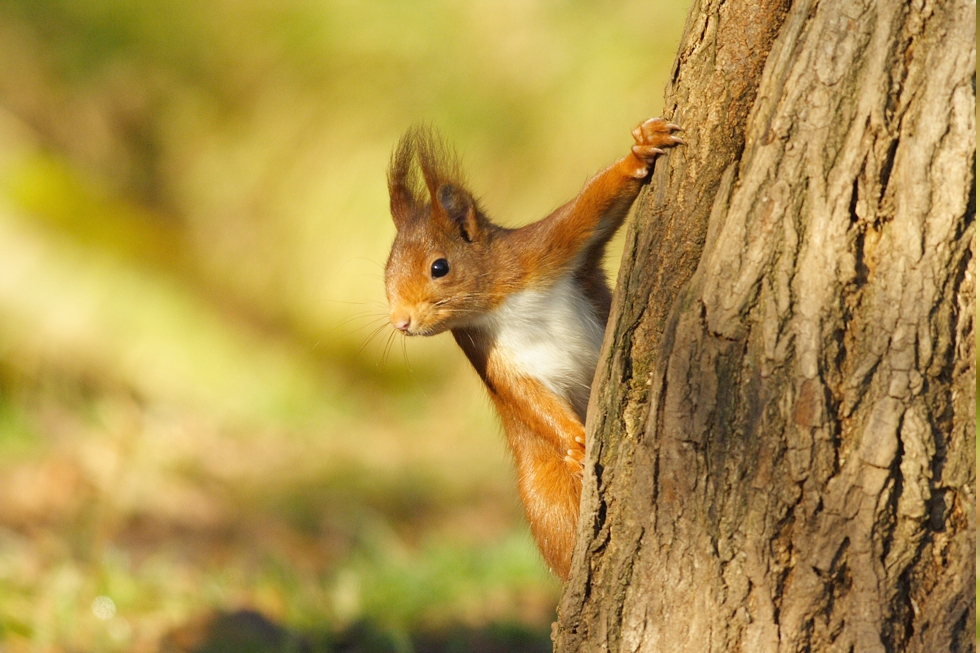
[555,0,975,650]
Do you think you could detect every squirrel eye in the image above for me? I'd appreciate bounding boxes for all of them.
[430,258,450,278]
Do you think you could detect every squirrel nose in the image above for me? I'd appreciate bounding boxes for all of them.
[391,312,412,332]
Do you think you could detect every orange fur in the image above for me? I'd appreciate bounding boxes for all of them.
[385,118,682,579]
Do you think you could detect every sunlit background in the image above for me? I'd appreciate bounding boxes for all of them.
[0,1,690,651]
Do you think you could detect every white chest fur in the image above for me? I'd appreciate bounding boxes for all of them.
[479,274,605,420]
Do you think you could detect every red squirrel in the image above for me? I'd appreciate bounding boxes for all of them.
[384,118,682,579]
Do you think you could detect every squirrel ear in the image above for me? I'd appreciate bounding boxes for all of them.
[437,183,481,242]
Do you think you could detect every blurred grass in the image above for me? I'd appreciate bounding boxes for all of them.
[0,1,974,651]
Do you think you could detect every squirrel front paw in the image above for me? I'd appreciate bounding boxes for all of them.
[564,435,586,479]
[629,117,684,178]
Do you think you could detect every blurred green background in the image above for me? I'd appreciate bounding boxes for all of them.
[0,1,690,651]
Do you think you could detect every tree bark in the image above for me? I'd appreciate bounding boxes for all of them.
[555,0,975,650]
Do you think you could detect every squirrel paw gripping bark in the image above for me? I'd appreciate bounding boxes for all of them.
[564,435,586,479]
[629,117,684,178]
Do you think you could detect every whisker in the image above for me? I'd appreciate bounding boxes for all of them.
[319,299,385,306]
[357,322,391,355]
[380,330,398,369]
[325,311,391,340]
[340,317,391,339]
[344,256,386,271]
[336,312,388,329]
[313,297,389,310]
[337,308,387,320]
[401,334,411,372]
[389,332,400,368]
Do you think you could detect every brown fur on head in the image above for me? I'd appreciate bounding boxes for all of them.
[385,126,506,336]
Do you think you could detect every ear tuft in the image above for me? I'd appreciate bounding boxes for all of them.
[387,130,424,230]
[388,125,460,231]
[388,125,482,241]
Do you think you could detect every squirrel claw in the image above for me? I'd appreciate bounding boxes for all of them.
[632,145,666,158]
[632,117,686,157]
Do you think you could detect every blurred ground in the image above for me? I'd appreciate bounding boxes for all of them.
[0,1,691,651]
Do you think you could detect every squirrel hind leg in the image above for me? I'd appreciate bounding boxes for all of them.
[517,443,582,581]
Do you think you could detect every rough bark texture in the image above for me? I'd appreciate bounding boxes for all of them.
[555,0,976,651]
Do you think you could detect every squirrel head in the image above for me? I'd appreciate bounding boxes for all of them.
[384,126,501,336]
